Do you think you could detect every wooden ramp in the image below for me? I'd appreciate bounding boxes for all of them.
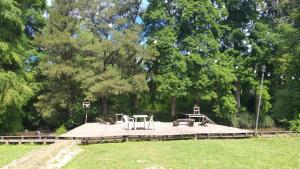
[203,115,216,124]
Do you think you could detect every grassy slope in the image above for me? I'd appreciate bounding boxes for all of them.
[0,145,40,167]
[64,138,300,169]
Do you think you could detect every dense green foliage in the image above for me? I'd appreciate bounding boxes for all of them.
[34,0,155,128]
[290,114,300,132]
[34,0,85,127]
[63,138,300,169]
[143,0,237,121]
[272,0,300,124]
[1,0,300,133]
[0,0,45,133]
[55,124,67,136]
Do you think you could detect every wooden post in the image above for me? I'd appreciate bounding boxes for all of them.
[20,136,23,144]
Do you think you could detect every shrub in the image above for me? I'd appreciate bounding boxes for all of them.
[233,113,255,128]
[260,115,275,128]
[233,113,275,129]
[55,124,67,136]
[290,114,300,132]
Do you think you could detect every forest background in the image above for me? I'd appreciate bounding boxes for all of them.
[1,0,300,134]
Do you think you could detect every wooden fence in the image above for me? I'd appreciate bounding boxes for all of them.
[0,131,299,145]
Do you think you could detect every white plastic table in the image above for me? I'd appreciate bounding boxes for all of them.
[133,115,148,130]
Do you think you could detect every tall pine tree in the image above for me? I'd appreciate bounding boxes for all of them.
[0,0,45,133]
[76,0,155,117]
[35,0,83,126]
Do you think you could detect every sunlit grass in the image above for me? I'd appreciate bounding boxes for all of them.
[0,144,40,167]
[64,137,300,169]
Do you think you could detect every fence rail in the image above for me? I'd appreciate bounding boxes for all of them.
[0,131,299,145]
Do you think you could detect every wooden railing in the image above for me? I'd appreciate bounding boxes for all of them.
[0,136,57,144]
[0,131,299,145]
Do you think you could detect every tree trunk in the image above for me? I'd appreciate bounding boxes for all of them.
[235,80,241,114]
[130,94,138,114]
[195,92,200,106]
[171,96,176,118]
[102,96,107,117]
[67,83,72,118]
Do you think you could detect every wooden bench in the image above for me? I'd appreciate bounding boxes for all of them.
[173,119,195,127]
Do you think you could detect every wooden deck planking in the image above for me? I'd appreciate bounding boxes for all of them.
[60,122,254,138]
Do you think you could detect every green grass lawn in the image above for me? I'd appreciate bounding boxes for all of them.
[0,144,40,167]
[64,137,300,169]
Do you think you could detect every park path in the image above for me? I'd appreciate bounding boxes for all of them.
[2,140,81,169]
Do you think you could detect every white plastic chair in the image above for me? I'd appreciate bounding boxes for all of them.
[147,115,155,130]
[123,115,134,130]
[193,105,200,114]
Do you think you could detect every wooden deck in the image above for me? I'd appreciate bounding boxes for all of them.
[60,122,255,143]
[1,125,299,145]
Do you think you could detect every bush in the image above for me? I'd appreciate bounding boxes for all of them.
[290,114,300,132]
[260,115,275,128]
[55,124,67,136]
[233,113,275,129]
[233,113,256,128]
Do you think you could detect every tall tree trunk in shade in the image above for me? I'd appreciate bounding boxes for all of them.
[171,96,176,118]
[195,92,200,106]
[102,96,107,117]
[235,80,241,115]
[130,94,138,114]
[67,84,73,117]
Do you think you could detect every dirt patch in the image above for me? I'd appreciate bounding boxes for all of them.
[43,141,81,169]
[2,140,80,169]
